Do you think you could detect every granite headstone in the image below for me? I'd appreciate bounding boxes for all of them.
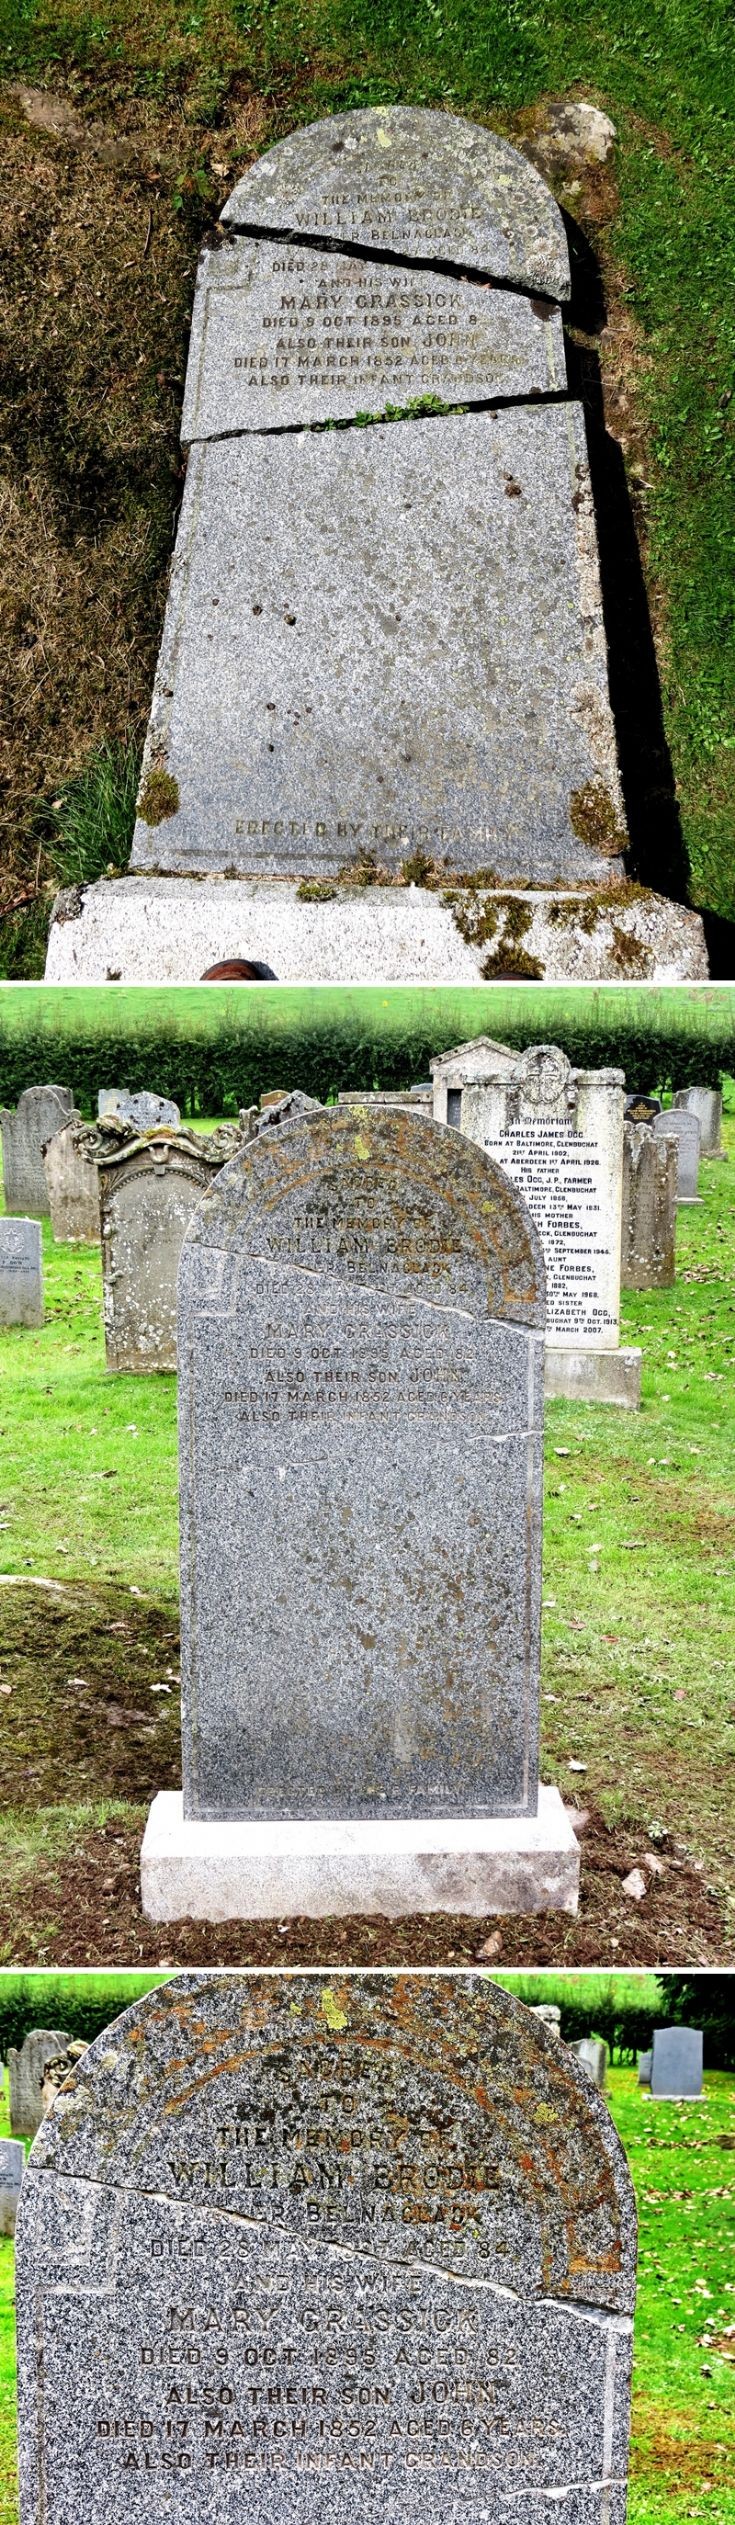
[673,1087,724,1159]
[0,2137,24,2238]
[568,2038,607,2091]
[650,2028,703,2099]
[653,1108,701,1203]
[621,1121,677,1290]
[637,2052,652,2089]
[9,2032,70,2138]
[0,1086,74,1215]
[98,1089,181,1130]
[43,1114,101,1242]
[97,1130,233,1373]
[15,1971,637,2525]
[175,1104,546,1823]
[0,1217,43,1327]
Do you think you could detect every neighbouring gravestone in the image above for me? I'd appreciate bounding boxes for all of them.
[9,2032,70,2138]
[624,1094,661,1125]
[650,2028,704,2099]
[621,1121,677,1291]
[530,2004,562,2039]
[97,1126,242,1373]
[637,2053,652,2088]
[432,1040,641,1407]
[98,1089,181,1130]
[674,1086,725,1158]
[0,1218,43,1327]
[568,2038,608,2091]
[338,1087,433,1114]
[0,1085,74,1215]
[0,2139,24,2238]
[142,1103,579,1919]
[653,1107,701,1204]
[15,1972,637,2525]
[43,1114,100,1242]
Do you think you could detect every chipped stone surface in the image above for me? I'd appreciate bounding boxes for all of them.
[0,2139,24,2239]
[43,1114,100,1243]
[621,1122,677,1291]
[432,1042,625,1351]
[9,2032,69,2138]
[130,408,625,888]
[0,1218,43,1327]
[98,1132,232,1374]
[222,107,571,299]
[16,1973,635,2525]
[98,1089,181,1129]
[45,874,709,984]
[653,1107,701,1203]
[182,237,566,438]
[0,1085,74,1215]
[177,1105,546,1823]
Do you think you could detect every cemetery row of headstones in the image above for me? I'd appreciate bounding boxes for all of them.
[0,1067,721,1362]
[44,107,709,982]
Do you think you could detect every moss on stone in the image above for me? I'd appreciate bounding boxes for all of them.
[137,769,180,827]
[570,784,627,860]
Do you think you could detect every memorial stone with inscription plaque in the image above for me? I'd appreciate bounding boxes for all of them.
[15,1972,637,2525]
[142,1103,579,1920]
[432,1040,642,1408]
[44,109,707,984]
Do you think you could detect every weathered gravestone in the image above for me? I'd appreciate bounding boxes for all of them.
[98,1089,181,1130]
[0,1086,74,1215]
[0,2138,24,2238]
[432,1040,641,1407]
[97,1127,241,1373]
[338,1087,433,1114]
[568,2038,608,2091]
[674,1086,725,1159]
[43,1114,100,1243]
[0,1218,43,1327]
[9,2032,70,2138]
[621,1121,677,1291]
[650,2028,703,2099]
[15,1972,637,2524]
[653,1108,701,1204]
[142,1104,579,1919]
[530,2004,562,2039]
[45,113,700,984]
[637,2052,652,2088]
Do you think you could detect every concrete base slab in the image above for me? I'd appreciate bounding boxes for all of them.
[45,875,709,985]
[545,1345,642,1408]
[140,1786,580,1921]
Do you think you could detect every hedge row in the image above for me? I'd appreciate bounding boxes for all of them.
[1,1974,732,2069]
[0,1009,732,1116]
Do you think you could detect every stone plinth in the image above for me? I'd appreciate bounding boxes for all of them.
[142,1791,581,1920]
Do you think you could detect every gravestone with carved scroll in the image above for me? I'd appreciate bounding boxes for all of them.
[141,1103,579,1918]
[44,111,707,983]
[15,1971,636,2523]
[432,1038,642,1408]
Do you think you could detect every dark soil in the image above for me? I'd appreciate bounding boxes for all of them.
[0,1580,181,1805]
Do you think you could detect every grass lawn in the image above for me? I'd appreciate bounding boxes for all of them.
[0,1099,733,1966]
[0,0,734,966]
[0,2042,733,2524]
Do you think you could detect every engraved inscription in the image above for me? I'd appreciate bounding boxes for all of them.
[477,1121,618,1341]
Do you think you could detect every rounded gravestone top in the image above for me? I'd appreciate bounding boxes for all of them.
[222,107,571,301]
[179,1101,546,1328]
[24,1972,636,2311]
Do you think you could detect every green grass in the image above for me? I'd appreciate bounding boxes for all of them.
[0,0,734,928]
[0,1096,733,1931]
[0,2046,733,2523]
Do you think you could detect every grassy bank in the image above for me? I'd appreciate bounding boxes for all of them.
[0,0,734,968]
[0,2050,733,2524]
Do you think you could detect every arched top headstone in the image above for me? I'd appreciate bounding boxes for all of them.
[222,107,571,302]
[180,1102,546,1330]
[20,1972,636,2311]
